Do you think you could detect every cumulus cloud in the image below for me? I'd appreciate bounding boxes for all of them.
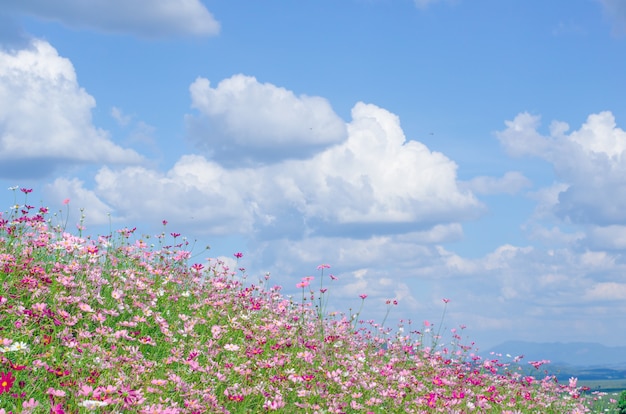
[2,0,220,37]
[186,75,348,164]
[0,40,143,179]
[284,102,482,231]
[460,171,531,195]
[496,111,626,225]
[93,157,258,235]
[50,101,481,240]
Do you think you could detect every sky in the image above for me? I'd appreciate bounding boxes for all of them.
[1,0,626,352]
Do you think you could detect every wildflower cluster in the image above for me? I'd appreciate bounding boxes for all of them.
[0,188,614,412]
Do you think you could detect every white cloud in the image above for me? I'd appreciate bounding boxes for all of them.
[587,225,626,250]
[2,0,220,37]
[443,244,626,343]
[291,102,482,229]
[526,183,570,220]
[584,282,626,301]
[0,40,143,178]
[579,250,615,268]
[476,245,624,305]
[92,157,257,235]
[525,224,585,246]
[48,101,481,240]
[187,74,348,164]
[496,112,551,158]
[568,112,626,158]
[460,171,531,195]
[482,244,534,271]
[496,111,626,225]
[44,177,115,226]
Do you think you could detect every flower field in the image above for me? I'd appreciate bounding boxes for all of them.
[0,188,619,413]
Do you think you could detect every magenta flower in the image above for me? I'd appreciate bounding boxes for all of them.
[0,371,15,394]
[50,404,65,414]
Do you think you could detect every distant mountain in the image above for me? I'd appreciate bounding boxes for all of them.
[482,340,626,367]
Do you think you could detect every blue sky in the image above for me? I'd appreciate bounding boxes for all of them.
[1,0,626,351]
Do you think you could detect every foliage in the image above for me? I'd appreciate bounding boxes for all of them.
[617,389,626,414]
